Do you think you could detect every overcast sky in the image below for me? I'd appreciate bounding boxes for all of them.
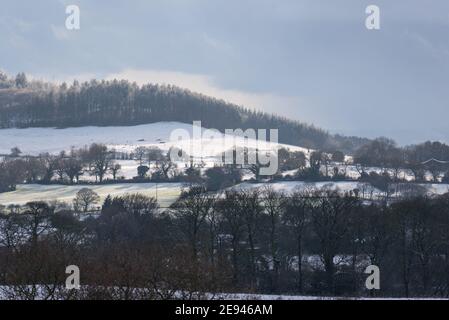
[1,0,449,145]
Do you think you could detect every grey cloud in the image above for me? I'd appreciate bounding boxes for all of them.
[1,0,449,145]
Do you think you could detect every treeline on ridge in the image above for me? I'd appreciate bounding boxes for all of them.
[0,71,368,153]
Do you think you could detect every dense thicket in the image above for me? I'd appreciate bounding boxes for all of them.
[0,72,368,153]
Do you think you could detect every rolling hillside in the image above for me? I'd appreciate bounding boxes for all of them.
[0,82,370,153]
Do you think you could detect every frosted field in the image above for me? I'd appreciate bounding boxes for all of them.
[1,285,443,300]
[1,122,448,205]
[0,183,184,208]
[1,181,448,208]
[0,121,310,183]
[232,181,449,198]
[234,181,374,193]
[0,121,309,157]
[282,165,435,183]
[214,293,447,300]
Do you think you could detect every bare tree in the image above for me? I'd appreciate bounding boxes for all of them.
[85,143,113,183]
[24,156,46,183]
[55,152,67,182]
[215,191,245,284]
[238,189,263,287]
[63,157,84,184]
[134,147,148,166]
[73,188,100,213]
[157,158,175,180]
[147,147,164,167]
[10,147,22,158]
[40,153,58,184]
[0,158,25,192]
[171,186,216,262]
[309,188,357,293]
[283,188,313,293]
[261,186,285,293]
[22,201,53,247]
[109,163,122,180]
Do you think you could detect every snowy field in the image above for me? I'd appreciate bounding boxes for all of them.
[215,293,447,300]
[0,121,309,157]
[0,285,444,300]
[0,183,184,208]
[1,181,448,207]
[0,121,310,182]
[2,121,439,184]
[232,181,449,199]
[1,122,448,205]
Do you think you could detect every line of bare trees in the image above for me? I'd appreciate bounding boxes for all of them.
[0,144,206,192]
[1,186,449,299]
[0,143,118,191]
[353,138,449,183]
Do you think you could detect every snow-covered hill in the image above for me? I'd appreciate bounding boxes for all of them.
[0,121,310,157]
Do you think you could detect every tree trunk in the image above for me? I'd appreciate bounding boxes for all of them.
[297,234,303,294]
[324,254,334,294]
